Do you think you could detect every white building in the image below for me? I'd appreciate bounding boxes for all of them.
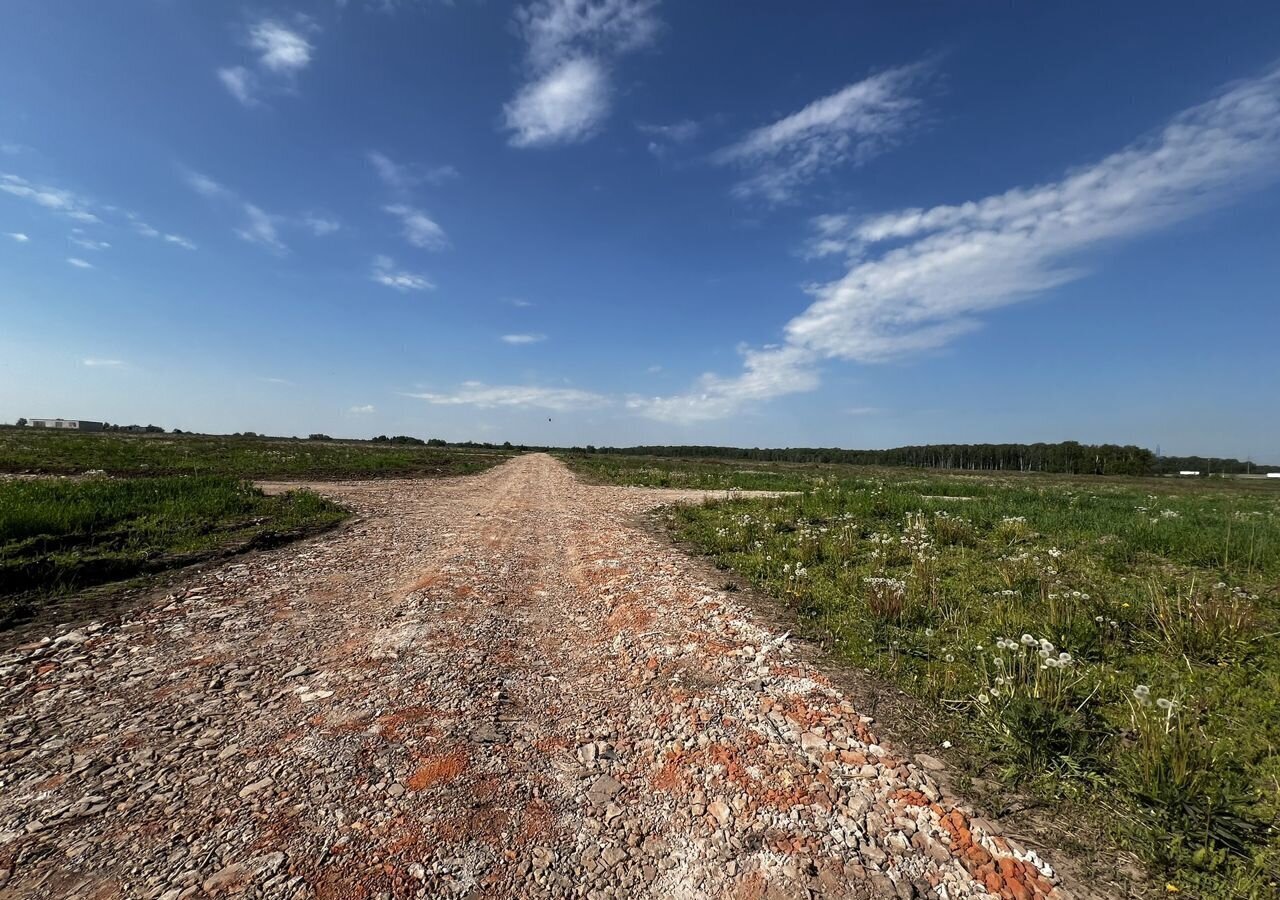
[1268,472,1280,479]
[28,418,104,432]
[1177,470,1201,476]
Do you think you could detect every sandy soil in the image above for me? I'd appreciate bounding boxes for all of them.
[0,454,1078,899]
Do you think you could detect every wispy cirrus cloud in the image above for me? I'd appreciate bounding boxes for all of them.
[3,172,194,252]
[82,358,125,367]
[504,0,660,148]
[371,255,434,292]
[181,167,333,252]
[717,62,933,204]
[218,17,317,106]
[4,232,28,242]
[302,214,341,236]
[1,173,99,223]
[217,67,258,106]
[634,62,1280,423]
[69,230,110,252]
[66,257,94,269]
[500,333,547,344]
[128,214,197,250]
[384,203,448,250]
[348,404,376,414]
[405,381,607,411]
[367,150,458,193]
[181,168,230,199]
[235,203,286,253]
[638,118,700,157]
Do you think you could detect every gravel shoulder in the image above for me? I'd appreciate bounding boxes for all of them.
[1,454,1082,899]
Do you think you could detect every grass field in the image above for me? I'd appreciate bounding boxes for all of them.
[562,452,826,491]
[0,428,511,630]
[0,427,511,479]
[1,475,347,628]
[577,454,1280,898]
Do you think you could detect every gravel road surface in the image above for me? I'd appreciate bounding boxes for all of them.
[0,454,1075,900]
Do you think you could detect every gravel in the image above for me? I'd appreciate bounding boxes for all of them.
[0,454,1075,899]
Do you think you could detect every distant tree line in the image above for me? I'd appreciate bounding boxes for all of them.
[567,442,1278,476]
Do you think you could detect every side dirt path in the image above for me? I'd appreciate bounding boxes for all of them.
[0,454,1083,900]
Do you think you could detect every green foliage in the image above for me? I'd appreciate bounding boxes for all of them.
[0,475,347,626]
[0,428,510,480]
[664,468,1280,897]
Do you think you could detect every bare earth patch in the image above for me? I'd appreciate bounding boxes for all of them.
[0,454,1084,899]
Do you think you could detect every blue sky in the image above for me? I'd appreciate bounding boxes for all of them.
[2,2,1279,459]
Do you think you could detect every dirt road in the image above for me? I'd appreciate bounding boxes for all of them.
[0,454,1074,899]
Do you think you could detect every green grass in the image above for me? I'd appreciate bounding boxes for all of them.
[561,452,825,491]
[623,461,1280,898]
[1,475,347,628]
[0,427,512,480]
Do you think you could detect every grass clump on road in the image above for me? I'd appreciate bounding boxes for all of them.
[665,470,1280,898]
[1,475,346,628]
[0,428,511,480]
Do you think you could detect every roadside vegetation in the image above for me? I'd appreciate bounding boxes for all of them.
[586,455,1279,897]
[1,475,347,629]
[0,427,512,480]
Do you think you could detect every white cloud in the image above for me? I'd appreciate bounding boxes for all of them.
[717,62,931,204]
[235,203,286,253]
[405,381,608,411]
[182,168,230,198]
[66,257,94,269]
[505,57,610,148]
[639,119,701,157]
[69,232,110,251]
[0,173,99,223]
[501,333,547,344]
[383,203,448,250]
[219,18,316,106]
[348,404,376,414]
[367,150,458,193]
[162,233,198,250]
[504,0,659,148]
[4,232,28,242]
[638,119,699,143]
[371,255,434,292]
[516,0,659,71]
[508,297,534,308]
[249,20,314,74]
[259,376,294,385]
[302,214,341,236]
[637,63,1280,422]
[217,66,258,106]
[82,358,124,367]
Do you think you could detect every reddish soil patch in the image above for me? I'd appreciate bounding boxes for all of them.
[405,749,468,790]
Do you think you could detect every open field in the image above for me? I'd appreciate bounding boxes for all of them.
[0,427,512,480]
[562,452,833,491]
[0,455,1085,900]
[0,476,347,629]
[572,455,1280,897]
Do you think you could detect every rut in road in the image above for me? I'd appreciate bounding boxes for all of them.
[0,454,1078,900]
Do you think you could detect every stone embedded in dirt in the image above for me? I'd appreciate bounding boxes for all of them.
[915,753,945,771]
[707,800,731,826]
[800,731,828,752]
[587,775,624,805]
